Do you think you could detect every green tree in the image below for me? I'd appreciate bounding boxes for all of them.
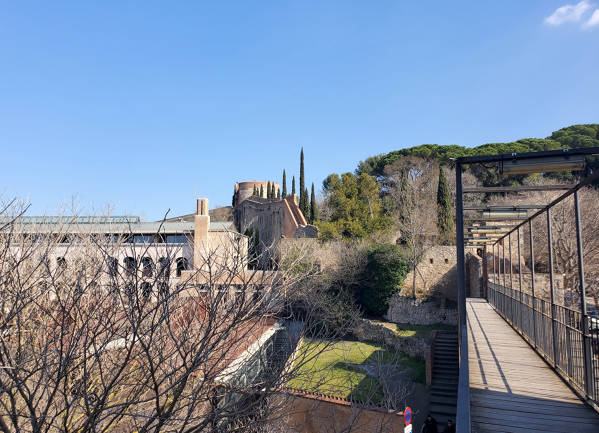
[319,172,391,239]
[282,170,287,197]
[299,148,310,217]
[277,187,281,199]
[271,182,276,199]
[259,184,264,198]
[437,167,454,245]
[292,176,296,196]
[359,244,409,316]
[267,181,272,198]
[310,183,318,223]
[252,185,257,196]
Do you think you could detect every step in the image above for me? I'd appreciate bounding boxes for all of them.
[430,403,457,416]
[430,388,458,400]
[430,395,458,406]
[432,378,458,386]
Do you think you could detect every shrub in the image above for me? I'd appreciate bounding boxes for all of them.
[359,244,409,317]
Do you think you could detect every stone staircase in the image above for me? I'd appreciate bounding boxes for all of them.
[429,331,458,426]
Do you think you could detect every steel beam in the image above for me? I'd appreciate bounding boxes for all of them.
[463,185,575,194]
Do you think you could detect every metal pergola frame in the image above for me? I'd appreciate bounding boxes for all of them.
[454,147,599,429]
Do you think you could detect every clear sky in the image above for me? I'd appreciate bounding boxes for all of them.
[1,1,598,220]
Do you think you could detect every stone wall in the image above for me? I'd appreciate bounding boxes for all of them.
[351,319,429,359]
[400,246,481,301]
[386,294,458,326]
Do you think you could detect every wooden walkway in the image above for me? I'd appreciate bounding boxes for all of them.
[467,298,599,433]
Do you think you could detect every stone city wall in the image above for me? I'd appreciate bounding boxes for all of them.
[386,294,458,326]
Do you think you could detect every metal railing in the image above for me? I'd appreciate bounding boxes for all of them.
[484,171,599,411]
[488,282,599,409]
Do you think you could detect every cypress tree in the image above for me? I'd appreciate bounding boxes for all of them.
[299,148,308,215]
[437,167,454,245]
[310,183,318,223]
[277,187,281,199]
[259,184,264,198]
[292,176,296,196]
[252,185,257,196]
[282,170,287,197]
[271,183,276,198]
[267,181,272,198]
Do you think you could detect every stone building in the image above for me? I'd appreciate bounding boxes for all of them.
[232,181,318,269]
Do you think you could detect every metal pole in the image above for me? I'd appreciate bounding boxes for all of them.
[547,208,559,366]
[518,227,523,331]
[456,164,467,342]
[529,220,537,347]
[492,242,496,285]
[574,190,594,399]
[509,232,514,323]
[502,239,506,288]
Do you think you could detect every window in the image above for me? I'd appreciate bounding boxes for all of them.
[158,257,170,278]
[124,257,137,275]
[134,235,153,244]
[107,256,118,276]
[175,257,189,277]
[141,282,152,298]
[166,234,188,243]
[57,257,67,269]
[429,258,434,264]
[142,257,154,277]
[445,258,449,264]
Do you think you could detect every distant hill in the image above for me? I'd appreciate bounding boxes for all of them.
[357,124,599,186]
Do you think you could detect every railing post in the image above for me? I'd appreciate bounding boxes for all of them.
[529,220,537,348]
[455,163,466,344]
[547,208,559,366]
[574,190,594,400]
[517,227,523,331]
[509,232,514,322]
[502,238,506,288]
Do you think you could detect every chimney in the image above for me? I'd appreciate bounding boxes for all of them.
[194,198,210,268]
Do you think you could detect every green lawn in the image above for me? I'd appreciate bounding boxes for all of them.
[371,321,456,339]
[287,339,424,405]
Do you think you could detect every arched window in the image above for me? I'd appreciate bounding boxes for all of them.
[141,282,152,298]
[175,257,189,277]
[142,257,154,277]
[158,257,170,279]
[124,257,137,275]
[107,256,118,277]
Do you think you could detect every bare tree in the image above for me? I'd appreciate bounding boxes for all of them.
[0,199,356,433]
[384,157,437,298]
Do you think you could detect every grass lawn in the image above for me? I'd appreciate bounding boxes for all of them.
[371,321,456,339]
[287,339,424,405]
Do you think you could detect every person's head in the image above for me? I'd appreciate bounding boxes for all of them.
[427,414,433,421]
[447,419,453,426]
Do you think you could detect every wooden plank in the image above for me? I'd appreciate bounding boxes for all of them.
[466,298,599,432]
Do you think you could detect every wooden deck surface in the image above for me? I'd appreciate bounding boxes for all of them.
[467,298,599,433]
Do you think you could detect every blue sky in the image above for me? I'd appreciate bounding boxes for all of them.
[1,1,598,220]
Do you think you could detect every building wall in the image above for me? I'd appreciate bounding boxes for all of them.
[276,392,403,433]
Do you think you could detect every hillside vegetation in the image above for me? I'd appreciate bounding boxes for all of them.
[356,124,599,186]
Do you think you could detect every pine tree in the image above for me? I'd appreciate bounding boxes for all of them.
[259,184,264,198]
[267,181,271,198]
[292,176,296,196]
[437,167,454,245]
[282,170,287,197]
[310,183,318,223]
